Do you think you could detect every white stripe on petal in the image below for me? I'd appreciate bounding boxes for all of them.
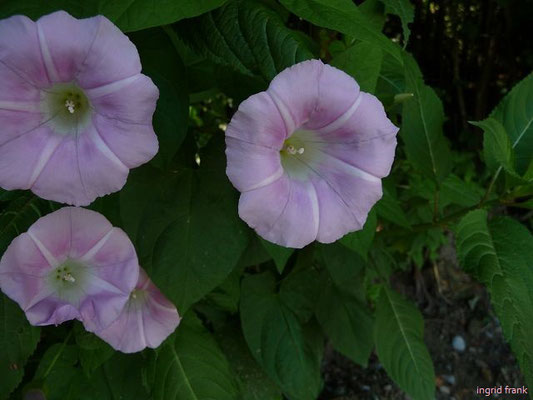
[245,167,284,192]
[318,94,363,134]
[89,125,129,172]
[305,180,320,240]
[268,91,296,134]
[0,100,41,112]
[321,152,381,183]
[28,135,65,187]
[37,22,60,83]
[85,75,140,99]
[79,228,115,262]
[27,231,59,267]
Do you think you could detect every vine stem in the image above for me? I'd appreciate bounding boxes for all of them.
[479,166,502,207]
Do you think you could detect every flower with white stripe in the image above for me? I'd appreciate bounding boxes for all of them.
[0,207,139,331]
[226,60,398,248]
[95,268,181,353]
[0,11,158,206]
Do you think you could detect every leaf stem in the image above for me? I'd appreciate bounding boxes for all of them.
[480,166,502,207]
[43,329,73,378]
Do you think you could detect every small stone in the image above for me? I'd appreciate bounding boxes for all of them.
[452,335,466,352]
[439,386,451,395]
[443,374,456,385]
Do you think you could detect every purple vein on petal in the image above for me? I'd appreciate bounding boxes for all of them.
[0,114,56,149]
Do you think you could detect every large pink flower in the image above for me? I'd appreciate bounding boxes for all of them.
[95,268,180,353]
[0,11,159,206]
[226,60,398,248]
[0,207,139,331]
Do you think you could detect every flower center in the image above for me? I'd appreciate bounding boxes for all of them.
[280,130,323,180]
[41,83,91,134]
[48,259,89,304]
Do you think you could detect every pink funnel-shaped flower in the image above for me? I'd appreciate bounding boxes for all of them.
[0,207,139,331]
[226,60,398,248]
[95,268,180,353]
[0,11,159,206]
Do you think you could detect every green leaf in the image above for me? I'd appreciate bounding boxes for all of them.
[339,209,377,260]
[150,313,240,400]
[315,279,374,366]
[491,73,533,175]
[330,41,383,93]
[381,0,414,47]
[375,188,411,229]
[279,249,321,323]
[33,344,79,400]
[240,272,322,400]
[318,243,366,291]
[0,195,55,254]
[400,53,451,182]
[260,238,294,274]
[0,295,40,400]
[0,0,228,32]
[216,321,283,400]
[122,137,249,312]
[73,324,113,377]
[130,28,189,168]
[401,53,451,183]
[175,0,313,82]
[151,138,249,312]
[375,287,435,400]
[456,211,533,389]
[471,118,514,174]
[278,0,402,63]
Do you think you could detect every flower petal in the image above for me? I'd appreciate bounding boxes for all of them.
[0,61,40,102]
[36,11,100,83]
[0,125,57,191]
[239,176,319,248]
[75,16,142,88]
[0,15,49,86]
[314,92,398,177]
[95,269,180,353]
[225,137,283,192]
[87,74,159,125]
[93,114,158,169]
[226,91,286,149]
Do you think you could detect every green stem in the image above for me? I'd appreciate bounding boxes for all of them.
[480,166,502,207]
[43,329,73,379]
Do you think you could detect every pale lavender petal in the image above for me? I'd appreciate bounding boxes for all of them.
[36,11,100,83]
[268,60,323,132]
[310,176,359,243]
[227,60,397,248]
[225,91,286,149]
[0,126,56,191]
[225,137,284,192]
[0,61,40,101]
[239,176,319,248]
[87,74,159,124]
[76,17,142,88]
[31,136,91,206]
[93,114,158,169]
[315,92,398,178]
[0,207,139,328]
[0,15,49,86]
[95,269,180,353]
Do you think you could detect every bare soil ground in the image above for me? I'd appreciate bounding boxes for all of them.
[319,239,527,400]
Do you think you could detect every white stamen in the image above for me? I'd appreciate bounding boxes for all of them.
[131,291,137,299]
[62,272,76,283]
[65,100,76,114]
[285,145,305,155]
